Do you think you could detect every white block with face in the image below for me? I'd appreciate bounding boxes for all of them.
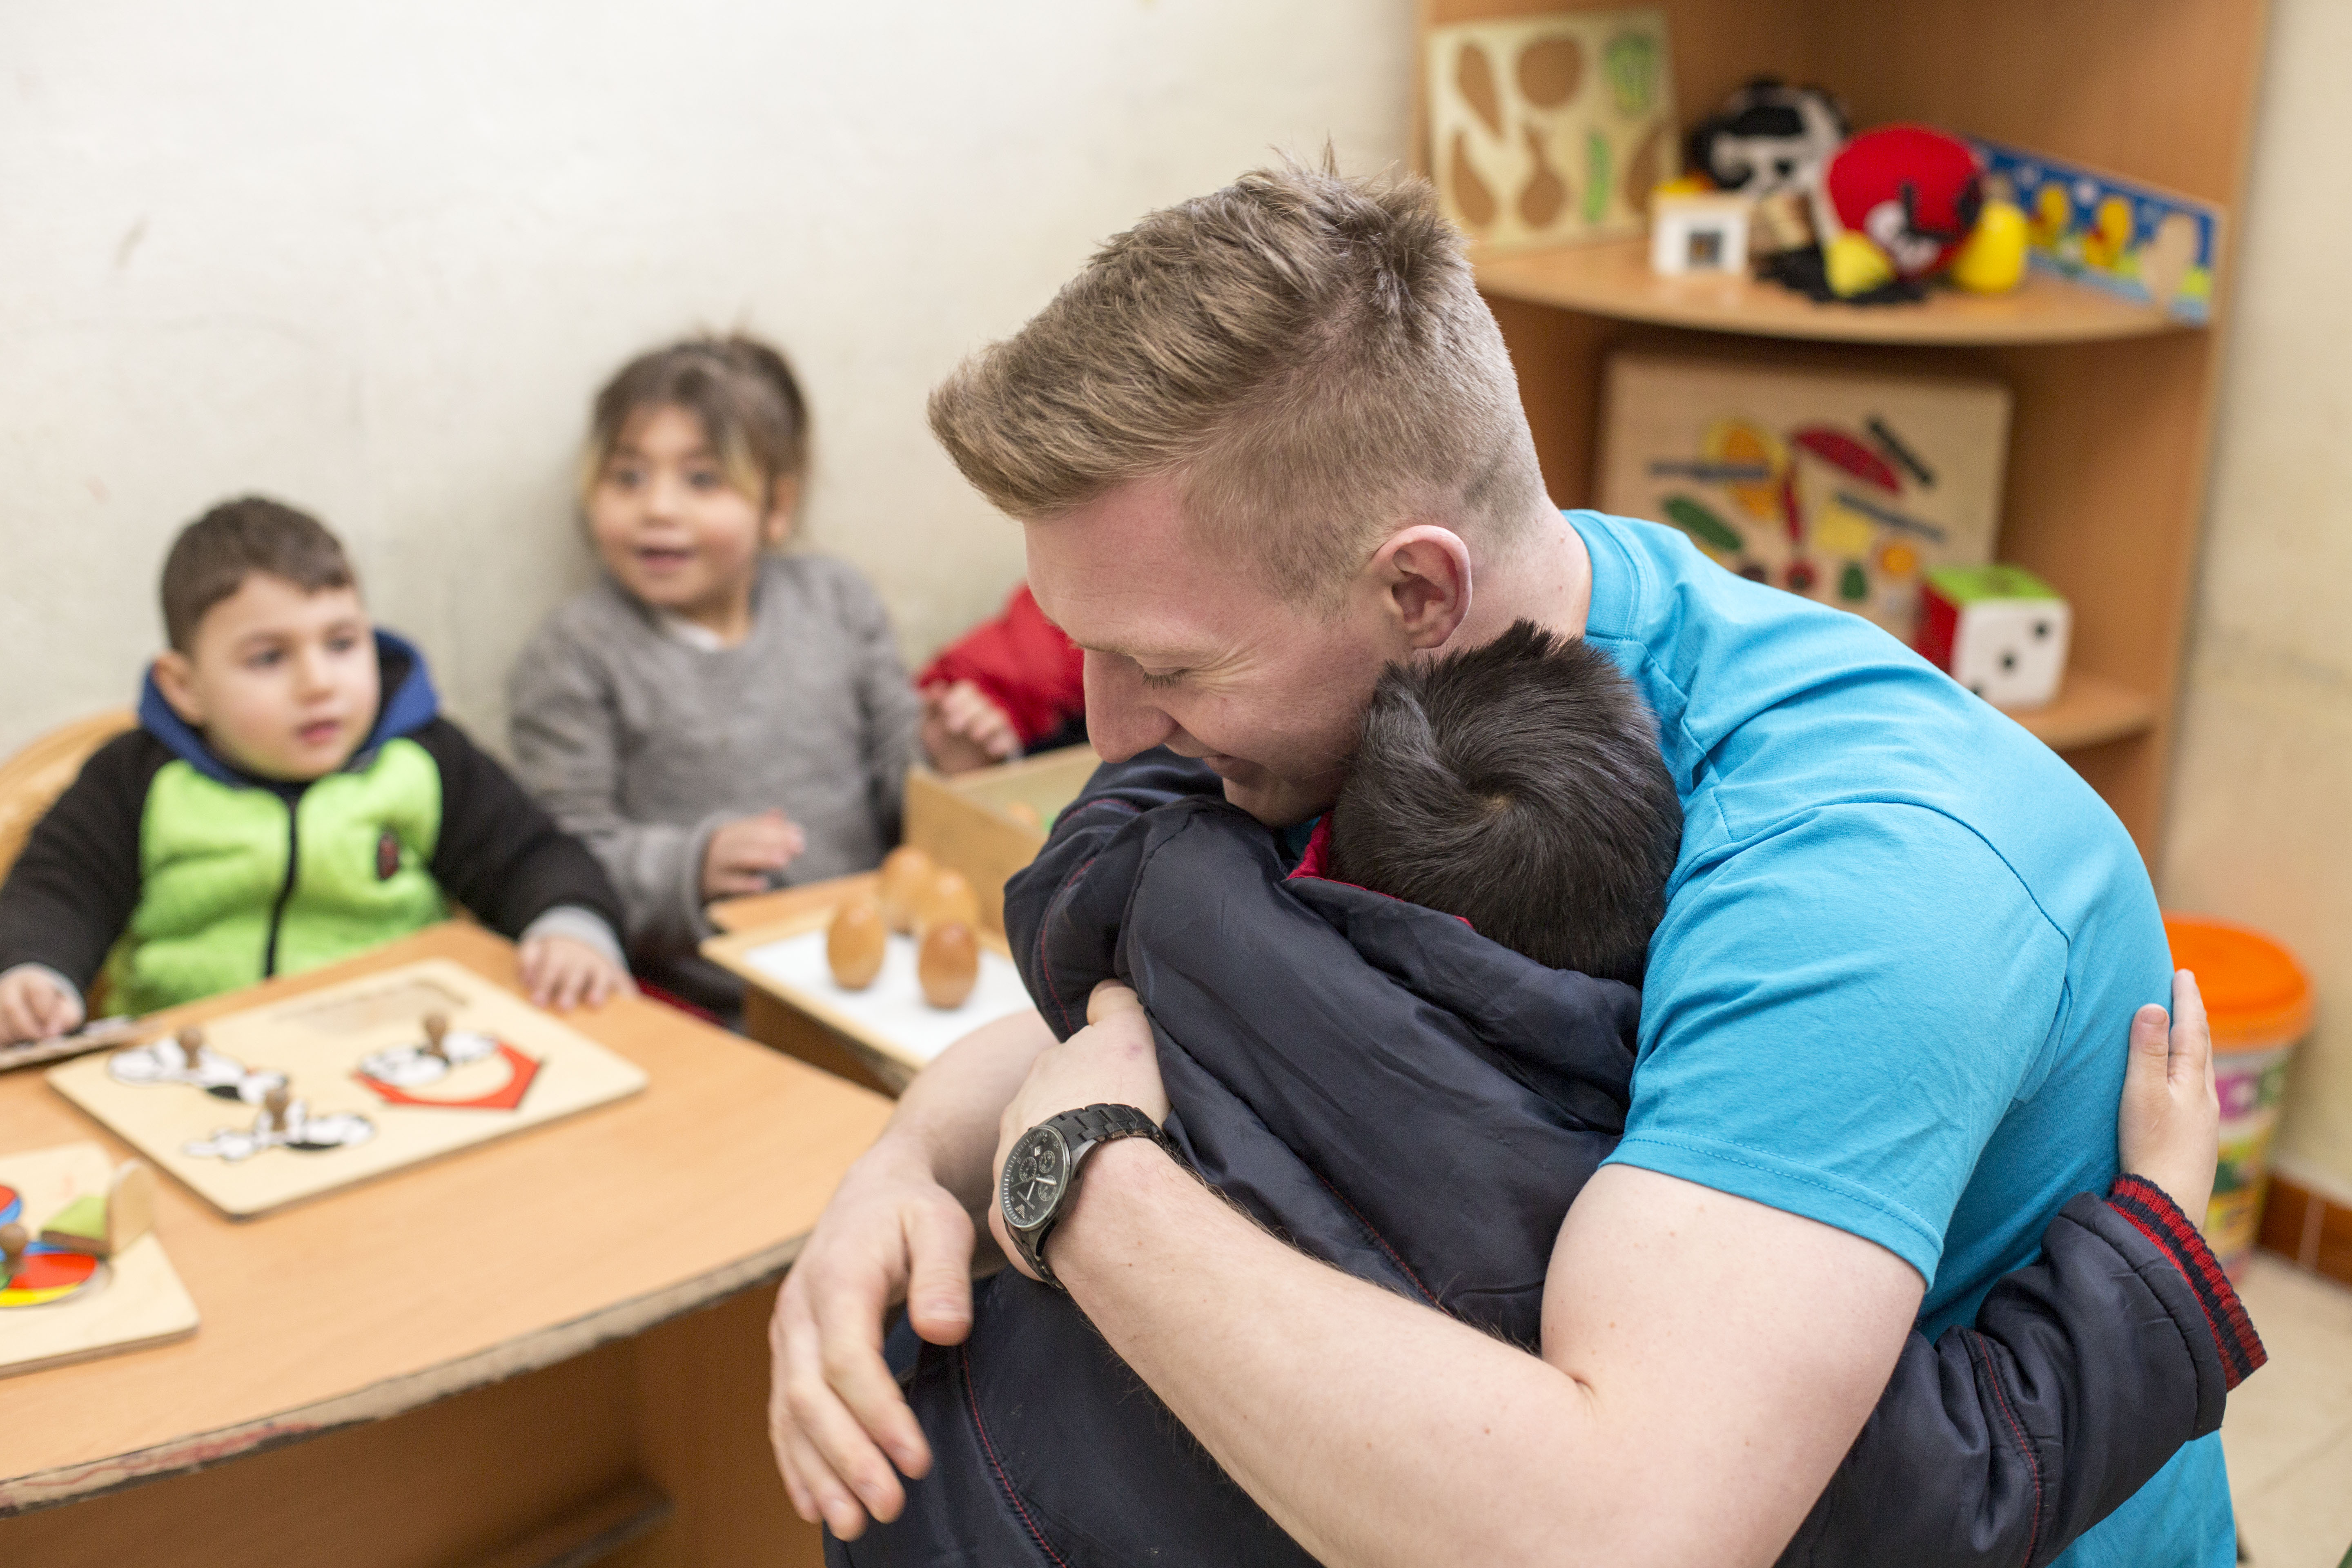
[1951,597,2071,709]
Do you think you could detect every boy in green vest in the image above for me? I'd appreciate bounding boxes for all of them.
[0,497,630,1042]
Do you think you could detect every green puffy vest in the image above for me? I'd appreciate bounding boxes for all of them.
[106,738,449,1015]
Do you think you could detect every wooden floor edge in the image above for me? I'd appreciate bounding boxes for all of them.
[0,1235,806,1517]
[2257,1174,2352,1290]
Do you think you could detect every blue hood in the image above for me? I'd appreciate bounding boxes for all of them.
[137,629,441,788]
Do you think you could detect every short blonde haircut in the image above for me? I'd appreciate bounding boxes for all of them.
[928,156,1546,601]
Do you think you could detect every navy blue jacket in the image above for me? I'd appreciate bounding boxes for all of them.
[839,753,2261,1568]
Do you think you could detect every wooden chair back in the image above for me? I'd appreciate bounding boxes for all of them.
[0,710,138,884]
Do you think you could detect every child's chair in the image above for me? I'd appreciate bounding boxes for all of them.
[0,710,136,883]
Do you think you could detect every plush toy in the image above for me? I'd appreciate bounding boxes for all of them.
[1815,124,1984,282]
[1685,78,1849,199]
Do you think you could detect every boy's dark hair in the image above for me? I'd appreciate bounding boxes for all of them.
[584,334,810,509]
[160,496,356,653]
[1325,621,1682,983]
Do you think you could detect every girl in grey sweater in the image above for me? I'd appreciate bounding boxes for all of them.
[509,336,923,1012]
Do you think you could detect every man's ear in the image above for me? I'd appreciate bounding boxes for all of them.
[1372,527,1473,650]
[150,652,206,727]
[762,474,803,548]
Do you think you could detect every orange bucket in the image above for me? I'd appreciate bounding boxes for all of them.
[2165,915,2314,1278]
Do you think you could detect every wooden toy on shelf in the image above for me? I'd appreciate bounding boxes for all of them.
[826,897,889,991]
[1649,190,1752,275]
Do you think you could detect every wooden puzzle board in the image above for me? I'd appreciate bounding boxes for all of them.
[0,1142,197,1377]
[709,914,1033,1074]
[1599,354,2011,644]
[1425,7,1677,252]
[49,959,648,1218]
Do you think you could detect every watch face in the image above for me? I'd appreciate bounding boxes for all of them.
[1001,1125,1069,1231]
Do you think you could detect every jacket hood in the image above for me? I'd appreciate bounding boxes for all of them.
[137,628,440,787]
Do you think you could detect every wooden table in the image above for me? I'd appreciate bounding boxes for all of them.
[0,923,892,1568]
[705,876,914,1097]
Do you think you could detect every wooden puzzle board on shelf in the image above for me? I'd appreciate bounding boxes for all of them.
[1425,7,1677,252]
[49,959,648,1218]
[0,1142,198,1376]
[1599,354,2012,645]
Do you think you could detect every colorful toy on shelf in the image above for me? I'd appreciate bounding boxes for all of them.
[1813,124,1985,290]
[1599,354,2010,644]
[1949,197,2029,294]
[1425,7,1679,253]
[1916,564,2072,710]
[1649,190,1752,274]
[1684,78,1848,200]
[1967,138,2223,324]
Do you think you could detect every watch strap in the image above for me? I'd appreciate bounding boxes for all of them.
[1013,1102,1175,1289]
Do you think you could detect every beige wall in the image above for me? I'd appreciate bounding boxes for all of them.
[0,1,1409,759]
[2163,0,2352,1192]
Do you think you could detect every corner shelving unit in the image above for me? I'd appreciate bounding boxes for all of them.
[1419,0,2273,863]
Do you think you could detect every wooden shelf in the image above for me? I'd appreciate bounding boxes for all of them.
[2007,670,2160,753]
[1474,238,2190,347]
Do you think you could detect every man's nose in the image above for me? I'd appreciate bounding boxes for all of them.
[1082,651,1175,764]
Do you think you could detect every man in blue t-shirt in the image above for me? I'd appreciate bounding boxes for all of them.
[767,162,2230,1565]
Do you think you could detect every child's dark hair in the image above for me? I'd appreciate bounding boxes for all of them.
[1325,621,1682,983]
[584,334,809,509]
[160,496,354,653]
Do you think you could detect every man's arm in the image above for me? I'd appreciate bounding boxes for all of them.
[1038,1130,1918,1568]
[971,987,1918,1568]
[767,1005,1057,1538]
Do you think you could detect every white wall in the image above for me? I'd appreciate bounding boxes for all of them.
[2162,0,2352,1190]
[0,0,1411,756]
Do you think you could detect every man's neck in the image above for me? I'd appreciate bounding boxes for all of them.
[1452,504,1592,651]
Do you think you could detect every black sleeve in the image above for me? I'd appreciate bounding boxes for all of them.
[0,731,167,992]
[1781,1177,2265,1568]
[1002,747,1226,1038]
[413,719,626,942]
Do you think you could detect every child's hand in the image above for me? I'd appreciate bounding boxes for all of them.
[703,809,806,900]
[2119,969,2219,1221]
[922,681,1021,775]
[518,933,634,1012]
[0,967,83,1046]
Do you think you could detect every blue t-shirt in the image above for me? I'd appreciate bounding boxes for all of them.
[1572,511,2231,1568]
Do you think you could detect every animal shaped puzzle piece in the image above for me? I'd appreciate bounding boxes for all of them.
[183,1084,375,1164]
[108,1025,286,1104]
[354,1012,541,1111]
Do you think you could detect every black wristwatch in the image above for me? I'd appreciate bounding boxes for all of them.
[999,1102,1176,1290]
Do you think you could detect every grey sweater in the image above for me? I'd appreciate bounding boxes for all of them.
[508,555,922,985]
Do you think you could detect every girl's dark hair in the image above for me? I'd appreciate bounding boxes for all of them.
[1325,621,1683,983]
[582,334,809,508]
[160,496,354,653]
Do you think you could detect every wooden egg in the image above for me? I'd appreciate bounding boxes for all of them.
[878,846,934,934]
[914,869,981,937]
[1003,800,1041,829]
[918,921,980,1009]
[826,898,888,990]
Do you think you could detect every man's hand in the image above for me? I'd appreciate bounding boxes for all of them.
[2120,969,2219,1221]
[922,680,1022,776]
[988,982,1169,1278]
[702,809,806,900]
[0,967,81,1045]
[769,1140,980,1539]
[517,934,633,1011]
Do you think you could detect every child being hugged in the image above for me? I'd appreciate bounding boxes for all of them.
[0,498,630,1045]
[508,336,923,1012]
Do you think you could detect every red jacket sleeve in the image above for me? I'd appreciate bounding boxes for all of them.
[917,584,1087,748]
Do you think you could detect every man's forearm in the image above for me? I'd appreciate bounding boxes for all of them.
[1052,1145,1915,1568]
[878,1006,1056,1212]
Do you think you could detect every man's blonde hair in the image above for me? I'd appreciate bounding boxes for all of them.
[928,156,1547,601]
